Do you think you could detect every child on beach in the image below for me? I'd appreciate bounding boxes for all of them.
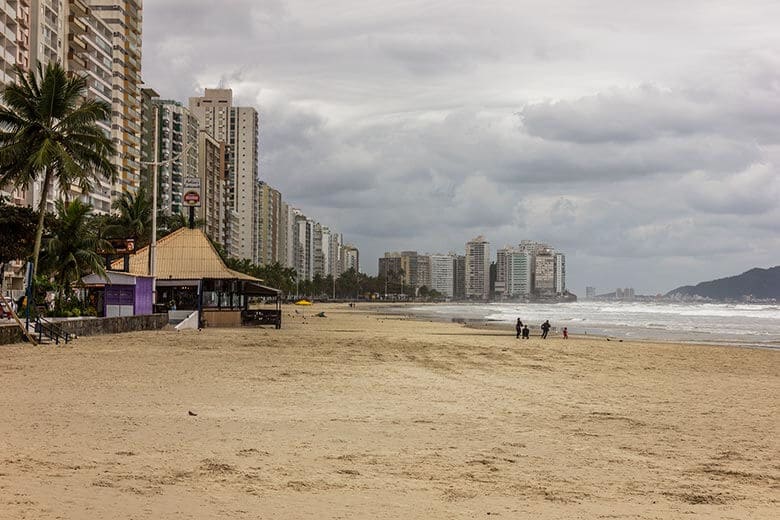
[522,325,530,339]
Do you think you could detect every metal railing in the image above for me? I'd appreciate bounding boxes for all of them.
[33,316,73,345]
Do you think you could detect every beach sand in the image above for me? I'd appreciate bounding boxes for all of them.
[0,303,777,519]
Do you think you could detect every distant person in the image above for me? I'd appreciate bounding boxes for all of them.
[522,325,530,339]
[515,318,523,339]
[541,320,551,339]
[562,327,568,339]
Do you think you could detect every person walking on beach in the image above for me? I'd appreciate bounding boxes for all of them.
[562,327,568,339]
[522,324,530,339]
[541,320,551,339]
[515,318,523,339]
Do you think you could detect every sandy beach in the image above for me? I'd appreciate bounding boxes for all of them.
[0,303,777,519]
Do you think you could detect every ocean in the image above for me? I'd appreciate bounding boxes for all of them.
[398,301,780,349]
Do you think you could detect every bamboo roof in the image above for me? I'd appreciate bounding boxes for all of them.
[111,227,259,281]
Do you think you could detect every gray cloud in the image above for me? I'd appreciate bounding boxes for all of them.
[142,0,780,295]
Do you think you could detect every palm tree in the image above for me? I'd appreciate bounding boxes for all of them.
[40,199,109,300]
[109,185,152,247]
[0,63,116,276]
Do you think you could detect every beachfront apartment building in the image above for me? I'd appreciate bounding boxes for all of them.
[189,89,259,262]
[0,1,30,205]
[63,0,115,214]
[257,181,282,265]
[495,246,532,299]
[2,0,143,211]
[454,254,465,299]
[554,252,566,294]
[342,244,359,273]
[465,236,490,300]
[534,248,556,296]
[0,1,30,84]
[150,99,199,217]
[197,130,226,244]
[429,254,455,298]
[294,213,315,281]
[88,0,143,200]
[416,254,431,290]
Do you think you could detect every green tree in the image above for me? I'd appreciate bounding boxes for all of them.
[40,199,109,299]
[0,196,40,264]
[0,63,116,276]
[109,185,152,247]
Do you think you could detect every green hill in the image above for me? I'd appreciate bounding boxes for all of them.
[666,266,780,301]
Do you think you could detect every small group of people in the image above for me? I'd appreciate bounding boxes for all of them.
[515,319,531,339]
[516,318,568,340]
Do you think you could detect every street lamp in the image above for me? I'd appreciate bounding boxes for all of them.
[138,104,195,305]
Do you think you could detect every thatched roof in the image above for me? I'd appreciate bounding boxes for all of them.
[111,227,259,281]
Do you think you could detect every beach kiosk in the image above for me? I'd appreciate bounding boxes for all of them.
[111,227,282,328]
[80,271,154,317]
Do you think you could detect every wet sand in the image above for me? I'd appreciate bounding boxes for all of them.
[0,303,778,519]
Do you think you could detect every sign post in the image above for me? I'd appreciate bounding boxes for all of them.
[182,177,201,229]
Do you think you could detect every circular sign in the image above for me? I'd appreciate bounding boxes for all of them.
[183,190,201,206]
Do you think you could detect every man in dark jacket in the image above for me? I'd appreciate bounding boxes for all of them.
[541,320,551,339]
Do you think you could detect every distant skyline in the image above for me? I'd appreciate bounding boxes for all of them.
[142,0,780,295]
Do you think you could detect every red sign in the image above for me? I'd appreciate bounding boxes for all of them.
[183,190,201,206]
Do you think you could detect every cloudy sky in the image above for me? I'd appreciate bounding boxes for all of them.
[142,0,780,295]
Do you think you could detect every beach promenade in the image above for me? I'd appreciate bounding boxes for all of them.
[0,304,777,519]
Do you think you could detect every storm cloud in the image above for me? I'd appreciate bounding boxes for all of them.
[142,0,780,294]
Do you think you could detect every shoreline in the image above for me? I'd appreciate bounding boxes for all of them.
[368,301,780,350]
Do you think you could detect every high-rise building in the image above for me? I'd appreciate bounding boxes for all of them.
[453,254,466,299]
[293,212,315,281]
[197,129,225,244]
[189,88,259,262]
[0,1,30,84]
[62,0,114,213]
[429,254,455,298]
[554,252,566,294]
[88,0,143,199]
[139,86,158,188]
[534,248,556,296]
[257,181,281,265]
[496,247,532,298]
[30,0,65,68]
[378,253,402,279]
[327,230,343,278]
[465,236,490,299]
[416,254,431,289]
[0,2,30,205]
[585,286,596,299]
[399,251,418,288]
[342,244,359,273]
[151,99,198,217]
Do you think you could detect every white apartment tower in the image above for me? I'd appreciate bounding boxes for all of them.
[465,235,490,300]
[496,246,532,298]
[554,252,566,294]
[151,99,199,217]
[189,88,259,262]
[342,244,359,273]
[534,248,556,295]
[88,0,143,199]
[257,181,282,265]
[65,0,114,214]
[429,254,455,298]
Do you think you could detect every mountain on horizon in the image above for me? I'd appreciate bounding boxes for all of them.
[665,266,780,301]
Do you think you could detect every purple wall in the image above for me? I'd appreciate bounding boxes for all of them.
[105,286,134,312]
[135,277,153,315]
[103,277,153,316]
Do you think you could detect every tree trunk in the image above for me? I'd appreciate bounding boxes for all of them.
[31,167,52,277]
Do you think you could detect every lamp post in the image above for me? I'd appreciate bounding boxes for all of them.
[138,106,194,307]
